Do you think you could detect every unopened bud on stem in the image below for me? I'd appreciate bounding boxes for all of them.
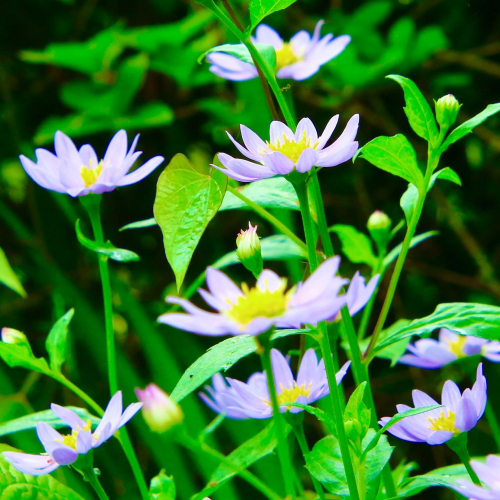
[435,94,461,129]
[367,211,391,249]
[236,223,263,278]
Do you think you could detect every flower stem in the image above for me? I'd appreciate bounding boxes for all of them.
[447,434,481,485]
[82,468,111,500]
[484,401,500,452]
[259,339,297,499]
[53,373,104,416]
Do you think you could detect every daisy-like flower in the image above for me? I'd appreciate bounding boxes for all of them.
[19,130,164,197]
[400,329,500,369]
[216,115,359,182]
[200,348,350,419]
[2,392,142,476]
[450,454,500,500]
[344,272,380,317]
[207,21,350,81]
[379,363,487,446]
[158,257,349,336]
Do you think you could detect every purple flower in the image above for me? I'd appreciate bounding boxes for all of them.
[451,454,500,500]
[2,392,142,476]
[345,272,380,317]
[400,329,500,369]
[200,348,350,419]
[158,257,350,336]
[207,21,351,81]
[19,130,164,197]
[379,363,487,446]
[216,115,359,182]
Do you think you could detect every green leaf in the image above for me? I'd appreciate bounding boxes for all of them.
[400,182,419,223]
[248,0,297,30]
[201,43,276,71]
[431,167,461,187]
[0,408,100,437]
[376,303,500,352]
[387,75,439,142]
[329,225,377,267]
[358,135,424,189]
[374,319,412,366]
[384,231,439,267]
[120,218,157,231]
[194,422,290,499]
[0,444,86,499]
[45,309,74,373]
[153,154,227,290]
[0,334,49,374]
[441,103,500,152]
[219,177,299,212]
[75,219,140,262]
[281,403,336,433]
[170,329,306,403]
[149,470,176,500]
[344,382,371,446]
[0,248,26,297]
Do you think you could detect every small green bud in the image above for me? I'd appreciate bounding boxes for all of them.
[1,327,29,347]
[435,94,461,129]
[367,211,391,249]
[236,223,263,277]
[345,419,363,441]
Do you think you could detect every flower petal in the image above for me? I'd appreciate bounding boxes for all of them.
[116,156,164,186]
[295,148,319,173]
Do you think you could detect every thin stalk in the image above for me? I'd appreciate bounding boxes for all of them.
[309,170,334,257]
[259,342,297,499]
[83,468,111,500]
[292,181,318,267]
[227,185,307,251]
[448,436,481,485]
[54,374,104,416]
[485,402,500,452]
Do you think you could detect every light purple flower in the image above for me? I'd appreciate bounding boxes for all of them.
[200,348,350,419]
[158,257,351,337]
[216,115,359,182]
[379,363,487,446]
[336,272,379,320]
[2,392,142,476]
[451,454,500,500]
[19,130,164,197]
[207,21,351,81]
[400,329,500,369]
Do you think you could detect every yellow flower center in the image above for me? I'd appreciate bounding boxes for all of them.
[56,420,93,450]
[275,43,303,70]
[444,335,467,358]
[267,131,318,164]
[428,411,459,434]
[276,382,312,406]
[224,279,293,327]
[81,160,103,188]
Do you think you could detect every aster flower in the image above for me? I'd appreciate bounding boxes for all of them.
[216,115,359,182]
[200,348,350,419]
[450,454,500,500]
[158,256,349,336]
[2,392,142,476]
[19,130,164,197]
[379,363,487,446]
[207,21,351,81]
[344,272,380,317]
[399,329,500,369]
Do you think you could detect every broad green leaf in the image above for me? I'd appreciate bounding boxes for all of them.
[170,329,306,403]
[248,0,297,30]
[431,167,461,187]
[219,177,299,212]
[194,422,290,499]
[150,470,176,500]
[120,218,157,231]
[329,225,377,267]
[400,182,419,223]
[376,303,500,352]
[384,231,439,267]
[213,235,307,269]
[0,248,26,297]
[0,335,49,374]
[373,319,412,366]
[387,75,439,142]
[201,43,276,71]
[343,382,371,446]
[440,103,500,152]
[0,408,100,437]
[0,444,86,499]
[153,154,227,290]
[45,309,74,373]
[358,135,424,189]
[75,220,140,262]
[281,402,335,433]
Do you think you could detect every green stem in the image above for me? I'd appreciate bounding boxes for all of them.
[227,185,307,251]
[83,468,111,500]
[484,402,500,452]
[259,340,296,499]
[292,181,318,267]
[53,374,104,416]
[447,435,481,485]
[310,170,334,257]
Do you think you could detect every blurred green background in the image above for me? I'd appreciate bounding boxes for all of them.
[1,0,499,498]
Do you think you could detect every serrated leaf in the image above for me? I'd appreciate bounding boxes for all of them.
[248,0,297,30]
[150,470,176,500]
[0,337,49,374]
[75,219,140,262]
[0,248,26,297]
[440,103,500,152]
[153,154,227,290]
[344,382,371,444]
[45,309,74,373]
[358,135,424,189]
[201,43,276,71]
[387,75,439,142]
[329,225,377,267]
[384,231,439,267]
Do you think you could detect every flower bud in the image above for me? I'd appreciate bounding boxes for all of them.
[367,211,391,249]
[435,94,461,129]
[236,223,263,277]
[135,384,183,433]
[1,327,29,347]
